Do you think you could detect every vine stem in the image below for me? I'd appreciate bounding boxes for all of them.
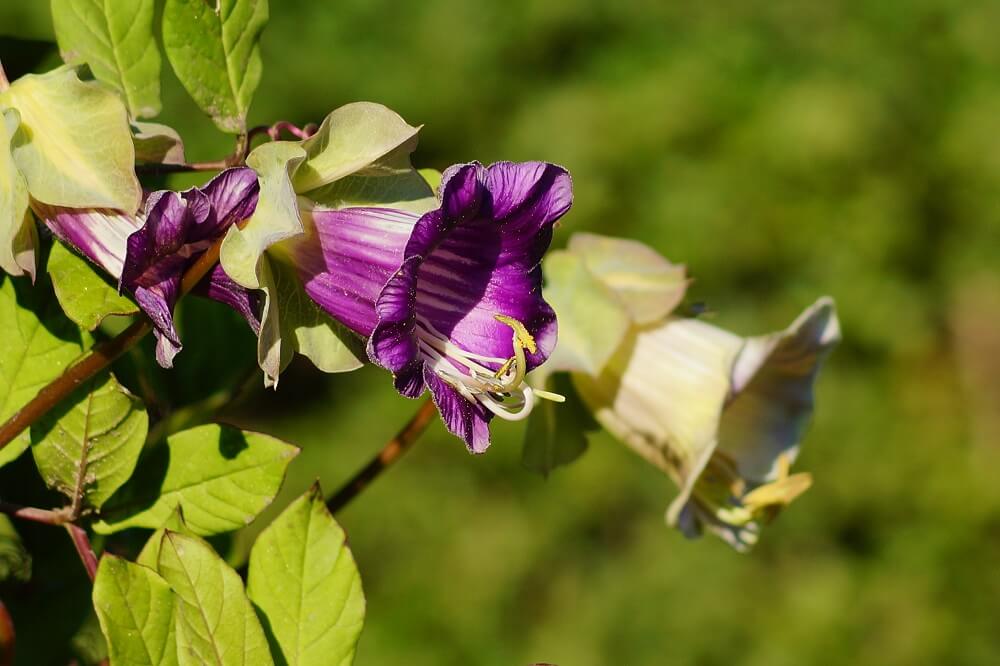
[0,231,233,455]
[326,398,437,513]
[0,500,66,526]
[65,524,98,581]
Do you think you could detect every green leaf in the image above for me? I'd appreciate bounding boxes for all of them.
[157,531,274,666]
[95,424,299,536]
[0,66,141,211]
[293,102,422,193]
[162,0,268,134]
[0,108,37,278]
[418,167,442,192]
[567,232,688,325]
[93,554,178,666]
[0,275,90,468]
[132,121,186,165]
[49,241,139,330]
[541,250,632,376]
[136,505,190,569]
[0,515,32,583]
[522,373,597,476]
[31,372,148,510]
[247,485,365,666]
[51,0,162,119]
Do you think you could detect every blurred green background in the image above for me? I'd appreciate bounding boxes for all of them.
[3,1,1000,664]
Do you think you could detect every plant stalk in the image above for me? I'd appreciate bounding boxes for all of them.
[326,399,437,513]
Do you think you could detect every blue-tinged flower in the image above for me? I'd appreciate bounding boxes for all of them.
[34,167,261,366]
[281,161,572,452]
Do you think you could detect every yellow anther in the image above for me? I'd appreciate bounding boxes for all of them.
[494,314,537,354]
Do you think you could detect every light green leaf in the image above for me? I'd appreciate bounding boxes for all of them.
[293,102,422,193]
[132,121,186,165]
[0,66,141,211]
[541,250,632,376]
[31,373,148,510]
[0,108,36,278]
[522,373,596,476]
[0,515,31,583]
[136,505,190,569]
[162,0,268,134]
[305,167,436,214]
[93,554,178,666]
[157,531,274,666]
[567,232,688,325]
[51,0,162,119]
[247,485,365,666]
[49,241,139,330]
[0,275,90,468]
[94,424,299,536]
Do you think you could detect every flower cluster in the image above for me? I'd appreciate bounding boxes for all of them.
[1,71,840,550]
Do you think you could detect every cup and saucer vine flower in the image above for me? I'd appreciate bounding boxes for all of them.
[221,102,573,452]
[540,233,841,550]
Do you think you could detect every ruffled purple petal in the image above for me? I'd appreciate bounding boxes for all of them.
[120,168,260,367]
[422,365,493,453]
[192,264,263,334]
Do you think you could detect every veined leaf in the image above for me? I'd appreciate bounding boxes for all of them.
[94,424,299,536]
[31,372,148,510]
[157,531,274,666]
[0,66,141,211]
[0,108,36,279]
[0,275,89,469]
[247,485,365,666]
[162,0,268,134]
[49,241,139,330]
[51,0,162,118]
[136,505,191,569]
[93,554,178,666]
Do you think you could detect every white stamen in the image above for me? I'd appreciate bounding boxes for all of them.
[414,315,562,421]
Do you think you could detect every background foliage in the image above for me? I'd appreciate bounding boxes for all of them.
[2,1,999,664]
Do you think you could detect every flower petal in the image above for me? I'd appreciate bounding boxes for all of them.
[423,365,492,453]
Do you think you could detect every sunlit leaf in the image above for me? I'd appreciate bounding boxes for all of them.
[31,372,148,510]
[157,531,273,666]
[0,275,89,468]
[48,241,138,330]
[94,424,299,536]
[247,484,365,666]
[162,0,268,133]
[0,108,36,278]
[93,554,177,666]
[136,505,190,569]
[51,0,161,118]
[0,66,141,211]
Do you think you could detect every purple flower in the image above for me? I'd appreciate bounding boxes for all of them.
[35,167,261,366]
[287,161,572,452]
